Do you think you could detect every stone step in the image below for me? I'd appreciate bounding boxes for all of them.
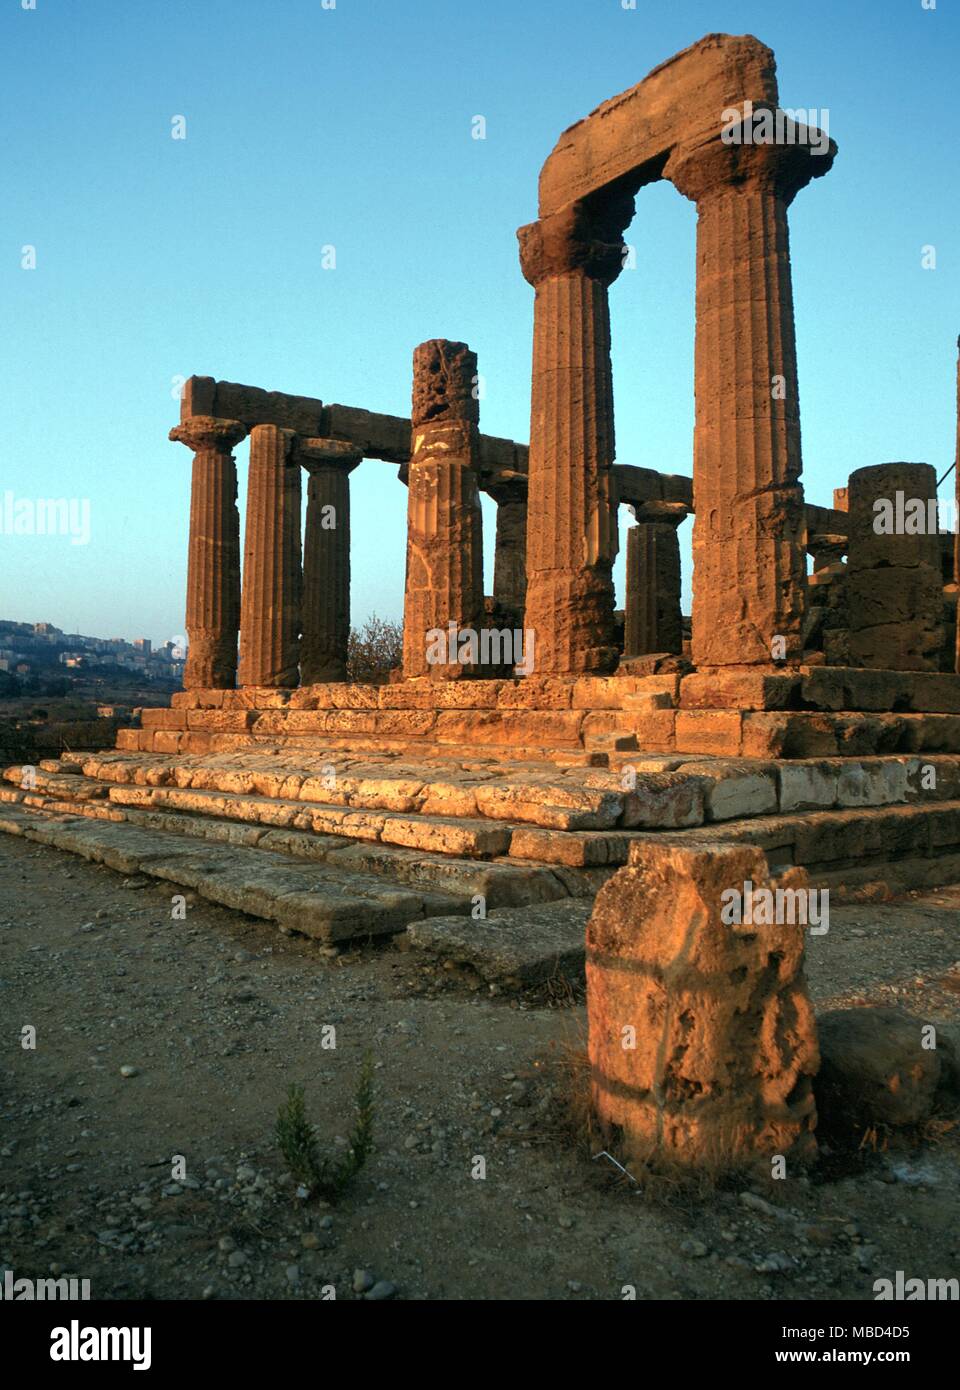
[39,783,960,884]
[93,801,586,906]
[123,668,960,764]
[0,768,110,800]
[627,799,960,897]
[121,726,612,766]
[678,666,960,715]
[36,745,960,829]
[168,674,681,714]
[0,803,474,943]
[166,667,960,716]
[6,776,638,872]
[657,709,960,758]
[104,784,519,858]
[406,900,592,987]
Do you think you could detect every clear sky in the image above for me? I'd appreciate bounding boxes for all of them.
[2,0,957,645]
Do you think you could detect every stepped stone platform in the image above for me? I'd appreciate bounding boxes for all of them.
[5,717,960,981]
[117,671,960,764]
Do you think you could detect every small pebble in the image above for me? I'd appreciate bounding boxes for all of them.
[365,1280,397,1301]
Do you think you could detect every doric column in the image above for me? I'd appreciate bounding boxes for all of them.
[624,501,686,656]
[847,462,943,670]
[294,438,362,684]
[169,415,247,689]
[487,470,528,623]
[517,194,633,675]
[667,126,835,667]
[402,339,485,680]
[239,424,301,688]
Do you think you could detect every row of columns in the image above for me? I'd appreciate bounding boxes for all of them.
[171,419,360,689]
[174,127,837,689]
[173,394,689,691]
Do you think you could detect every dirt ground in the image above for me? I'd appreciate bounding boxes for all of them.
[1,833,958,1302]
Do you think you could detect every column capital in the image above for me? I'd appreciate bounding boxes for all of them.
[293,437,363,473]
[629,500,690,528]
[666,121,836,206]
[484,467,528,505]
[169,415,247,453]
[807,532,847,573]
[518,191,634,289]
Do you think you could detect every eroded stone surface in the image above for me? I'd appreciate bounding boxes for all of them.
[815,1007,958,1134]
[587,841,819,1171]
[403,341,486,680]
[846,464,944,671]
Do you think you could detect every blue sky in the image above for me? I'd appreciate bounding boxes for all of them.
[2,0,957,645]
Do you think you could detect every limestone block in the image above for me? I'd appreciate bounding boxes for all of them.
[681,761,778,821]
[778,763,839,813]
[674,711,743,756]
[679,670,800,711]
[620,771,706,829]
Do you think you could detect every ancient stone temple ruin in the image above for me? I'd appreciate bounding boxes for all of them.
[5,33,959,1173]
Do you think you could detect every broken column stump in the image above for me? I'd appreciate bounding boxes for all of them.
[586,841,819,1173]
[402,339,486,680]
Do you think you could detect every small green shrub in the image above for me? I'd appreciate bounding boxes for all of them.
[275,1053,374,1203]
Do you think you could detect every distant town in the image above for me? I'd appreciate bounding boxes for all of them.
[0,618,183,762]
[0,618,184,694]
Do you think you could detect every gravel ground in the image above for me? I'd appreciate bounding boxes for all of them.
[1,834,958,1302]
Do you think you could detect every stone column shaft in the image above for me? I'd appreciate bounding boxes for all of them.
[297,439,362,684]
[668,131,834,667]
[239,425,301,688]
[518,197,632,675]
[624,504,685,657]
[488,472,528,622]
[402,340,485,680]
[169,416,247,690]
